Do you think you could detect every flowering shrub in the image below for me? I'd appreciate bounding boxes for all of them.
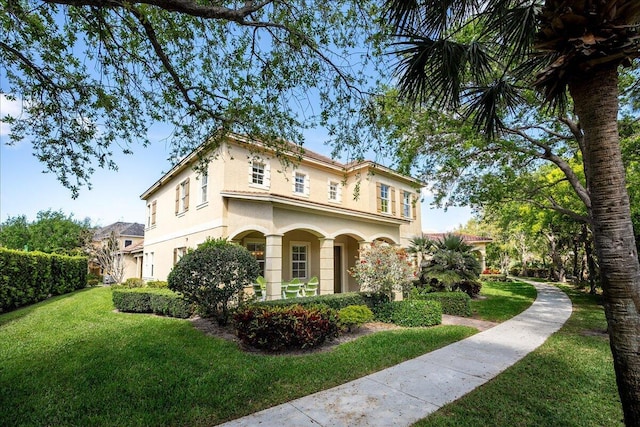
[349,242,415,299]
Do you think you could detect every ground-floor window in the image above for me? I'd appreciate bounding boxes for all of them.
[291,243,309,279]
[246,241,266,276]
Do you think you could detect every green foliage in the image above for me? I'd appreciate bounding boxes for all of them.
[480,274,510,282]
[0,248,87,312]
[168,241,260,325]
[112,288,193,319]
[1,1,385,195]
[123,278,145,288]
[145,280,168,289]
[338,305,374,331]
[257,291,390,313]
[349,242,415,299]
[0,210,92,254]
[386,300,442,327]
[234,304,339,351]
[412,290,472,317]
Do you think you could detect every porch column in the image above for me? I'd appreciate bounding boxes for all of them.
[318,238,334,295]
[265,234,283,300]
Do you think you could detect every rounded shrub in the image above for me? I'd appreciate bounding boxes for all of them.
[234,304,339,351]
[338,305,374,332]
[168,240,260,325]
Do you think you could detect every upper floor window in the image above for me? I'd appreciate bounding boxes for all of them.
[403,191,412,218]
[151,200,157,226]
[328,180,341,203]
[173,247,187,265]
[124,239,132,247]
[293,171,309,196]
[249,160,270,189]
[200,172,208,204]
[377,183,395,215]
[175,178,190,215]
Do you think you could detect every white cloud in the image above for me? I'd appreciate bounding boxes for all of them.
[0,94,24,136]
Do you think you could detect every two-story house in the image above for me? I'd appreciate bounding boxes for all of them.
[90,222,145,281]
[140,134,424,299]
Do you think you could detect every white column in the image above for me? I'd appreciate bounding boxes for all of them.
[265,234,283,300]
[318,238,335,295]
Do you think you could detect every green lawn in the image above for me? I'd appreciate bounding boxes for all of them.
[471,280,538,322]
[415,284,624,426]
[0,286,477,426]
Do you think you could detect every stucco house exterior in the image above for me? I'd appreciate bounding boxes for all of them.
[90,222,145,281]
[140,134,424,299]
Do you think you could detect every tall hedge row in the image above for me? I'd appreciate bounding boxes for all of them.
[0,248,88,312]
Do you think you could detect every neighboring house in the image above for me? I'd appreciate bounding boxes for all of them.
[425,232,493,271]
[90,222,145,281]
[140,134,424,299]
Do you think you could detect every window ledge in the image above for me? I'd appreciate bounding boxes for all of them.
[196,201,209,210]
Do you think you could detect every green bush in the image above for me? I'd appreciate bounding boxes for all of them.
[234,304,339,351]
[480,274,510,282]
[0,248,87,312]
[388,300,442,327]
[257,291,390,312]
[112,288,193,318]
[338,305,374,331]
[417,292,472,317]
[123,278,145,288]
[146,280,168,289]
[168,241,260,325]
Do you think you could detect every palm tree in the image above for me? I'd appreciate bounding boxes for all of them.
[423,234,482,294]
[383,1,640,423]
[408,233,434,268]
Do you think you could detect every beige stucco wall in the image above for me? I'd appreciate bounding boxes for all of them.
[140,138,424,284]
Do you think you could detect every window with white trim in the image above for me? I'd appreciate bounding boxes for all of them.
[328,180,341,203]
[249,160,270,189]
[293,171,309,196]
[291,243,309,279]
[403,191,412,218]
[380,183,390,213]
[200,172,208,204]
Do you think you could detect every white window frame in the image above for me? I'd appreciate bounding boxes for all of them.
[249,160,271,189]
[403,191,411,218]
[380,183,391,214]
[293,171,310,197]
[328,180,342,203]
[290,242,310,280]
[199,172,208,205]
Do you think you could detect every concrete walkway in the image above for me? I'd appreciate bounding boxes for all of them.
[219,280,572,427]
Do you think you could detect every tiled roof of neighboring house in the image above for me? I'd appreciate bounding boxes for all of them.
[94,222,145,240]
[121,240,144,254]
[425,232,493,244]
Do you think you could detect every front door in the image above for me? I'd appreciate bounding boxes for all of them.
[333,246,342,293]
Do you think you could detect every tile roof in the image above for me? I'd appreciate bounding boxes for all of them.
[94,222,145,240]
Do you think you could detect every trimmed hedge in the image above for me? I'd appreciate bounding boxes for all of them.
[256,291,389,312]
[480,274,510,282]
[0,248,87,312]
[378,300,442,327]
[418,292,472,317]
[234,304,339,351]
[112,288,193,319]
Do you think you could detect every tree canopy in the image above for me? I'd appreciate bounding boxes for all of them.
[1,0,385,195]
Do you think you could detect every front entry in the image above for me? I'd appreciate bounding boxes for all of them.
[333,246,342,293]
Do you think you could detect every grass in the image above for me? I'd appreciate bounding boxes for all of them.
[0,280,537,426]
[0,286,476,426]
[414,284,624,427]
[471,280,538,322]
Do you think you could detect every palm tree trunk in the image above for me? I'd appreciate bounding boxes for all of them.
[570,66,640,425]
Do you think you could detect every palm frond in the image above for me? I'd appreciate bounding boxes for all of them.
[384,0,484,37]
[463,79,523,138]
[481,1,539,63]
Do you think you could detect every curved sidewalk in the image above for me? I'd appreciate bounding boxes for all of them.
[219,280,572,427]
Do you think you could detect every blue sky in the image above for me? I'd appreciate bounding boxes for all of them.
[0,94,472,231]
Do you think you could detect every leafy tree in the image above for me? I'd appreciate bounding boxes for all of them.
[349,242,415,300]
[0,209,91,254]
[168,240,260,325]
[1,0,384,196]
[0,215,30,250]
[382,2,640,421]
